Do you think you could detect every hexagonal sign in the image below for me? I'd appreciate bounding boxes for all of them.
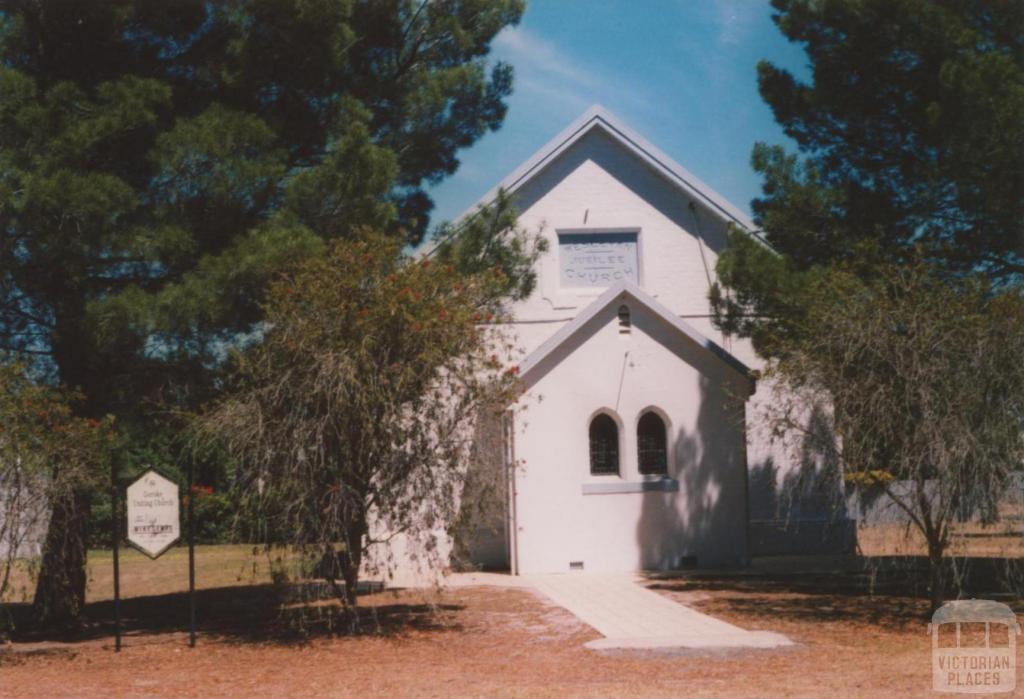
[126,469,180,559]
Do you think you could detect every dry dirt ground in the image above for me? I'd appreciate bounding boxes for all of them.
[1,541,1022,698]
[2,571,1018,697]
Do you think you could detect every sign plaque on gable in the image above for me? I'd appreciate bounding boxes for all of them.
[558,232,639,288]
[126,469,180,559]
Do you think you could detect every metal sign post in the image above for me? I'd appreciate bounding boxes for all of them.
[111,461,122,652]
[187,460,196,648]
[115,469,191,651]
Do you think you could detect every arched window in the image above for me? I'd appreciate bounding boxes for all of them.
[637,411,668,475]
[589,414,619,475]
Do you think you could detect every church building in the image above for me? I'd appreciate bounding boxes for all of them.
[458,106,852,576]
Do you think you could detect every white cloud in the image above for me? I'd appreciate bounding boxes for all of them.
[495,27,602,91]
[713,0,758,46]
[493,26,652,115]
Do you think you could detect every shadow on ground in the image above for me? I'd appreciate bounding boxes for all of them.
[3,582,463,646]
[646,555,1024,631]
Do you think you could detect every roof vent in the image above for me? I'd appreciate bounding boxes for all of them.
[617,304,631,334]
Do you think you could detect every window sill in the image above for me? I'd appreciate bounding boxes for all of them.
[581,478,678,495]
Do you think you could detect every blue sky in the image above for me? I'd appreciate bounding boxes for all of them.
[427,0,810,233]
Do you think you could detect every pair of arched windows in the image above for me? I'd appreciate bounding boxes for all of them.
[588,411,668,476]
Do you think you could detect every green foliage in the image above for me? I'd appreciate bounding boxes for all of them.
[712,227,815,358]
[188,486,236,545]
[0,0,525,622]
[843,469,894,488]
[432,190,549,302]
[765,261,1024,606]
[0,361,114,484]
[714,0,1024,356]
[0,361,114,607]
[200,233,523,605]
[715,1,1024,609]
[0,0,524,409]
[755,0,1024,275]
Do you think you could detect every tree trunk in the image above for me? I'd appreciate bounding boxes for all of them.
[32,487,90,626]
[342,531,364,607]
[927,540,946,614]
[33,313,97,626]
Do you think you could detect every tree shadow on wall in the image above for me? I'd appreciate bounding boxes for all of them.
[635,374,748,570]
[450,410,509,572]
[747,404,855,555]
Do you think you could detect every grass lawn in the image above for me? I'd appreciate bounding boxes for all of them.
[860,520,1024,558]
[86,545,284,602]
[2,545,283,605]
[0,540,1021,698]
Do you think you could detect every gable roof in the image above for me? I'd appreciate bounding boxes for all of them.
[517,280,753,391]
[455,105,764,238]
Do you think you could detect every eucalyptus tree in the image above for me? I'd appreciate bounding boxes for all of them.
[200,233,528,609]
[760,261,1024,609]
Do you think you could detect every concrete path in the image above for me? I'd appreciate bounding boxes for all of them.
[447,572,792,651]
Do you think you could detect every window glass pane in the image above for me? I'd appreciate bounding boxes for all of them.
[637,412,667,475]
[589,414,619,475]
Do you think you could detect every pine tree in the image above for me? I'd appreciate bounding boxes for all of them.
[714,0,1024,355]
[0,0,524,624]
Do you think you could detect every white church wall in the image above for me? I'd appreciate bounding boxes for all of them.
[501,123,764,378]
[423,107,857,580]
[508,128,734,345]
[492,119,850,563]
[511,299,750,574]
[743,378,857,555]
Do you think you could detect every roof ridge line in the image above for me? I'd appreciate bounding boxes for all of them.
[517,280,752,389]
[426,105,773,256]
